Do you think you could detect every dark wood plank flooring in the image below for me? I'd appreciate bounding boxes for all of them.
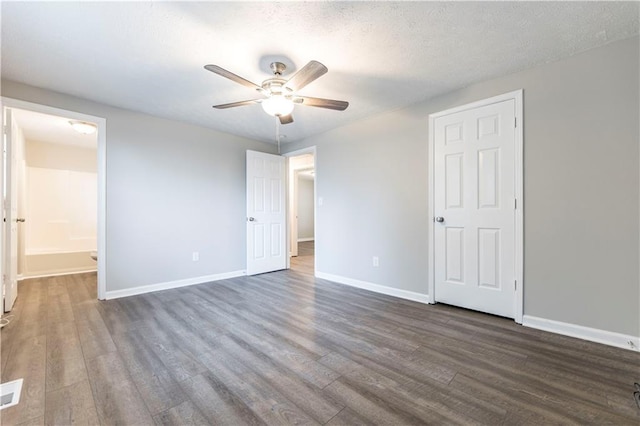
[1,264,639,425]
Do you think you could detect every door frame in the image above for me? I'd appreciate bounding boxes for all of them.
[427,90,524,323]
[284,146,317,273]
[3,107,18,311]
[1,97,107,300]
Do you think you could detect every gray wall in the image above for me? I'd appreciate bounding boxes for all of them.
[285,36,640,337]
[297,176,315,240]
[2,80,277,292]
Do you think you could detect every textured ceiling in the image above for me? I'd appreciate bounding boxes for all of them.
[2,2,638,144]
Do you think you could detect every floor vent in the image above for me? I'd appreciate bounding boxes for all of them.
[0,379,23,410]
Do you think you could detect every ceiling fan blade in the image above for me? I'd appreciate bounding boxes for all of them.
[297,96,349,111]
[212,99,261,109]
[279,114,294,125]
[284,61,328,91]
[204,65,262,91]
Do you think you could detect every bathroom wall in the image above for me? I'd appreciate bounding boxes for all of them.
[24,139,97,276]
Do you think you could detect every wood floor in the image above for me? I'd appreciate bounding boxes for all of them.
[290,240,314,276]
[1,250,639,425]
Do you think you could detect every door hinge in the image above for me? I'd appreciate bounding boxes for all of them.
[514,280,517,291]
[514,198,517,209]
[514,117,517,128]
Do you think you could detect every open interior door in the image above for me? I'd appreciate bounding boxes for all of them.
[246,150,286,275]
[3,108,18,312]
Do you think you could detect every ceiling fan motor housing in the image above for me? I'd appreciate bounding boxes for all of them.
[262,62,293,98]
[269,62,287,76]
[261,78,291,97]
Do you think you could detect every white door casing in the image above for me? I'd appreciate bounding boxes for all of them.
[428,91,523,321]
[290,169,300,257]
[284,147,317,272]
[3,108,18,312]
[2,97,107,300]
[246,150,286,275]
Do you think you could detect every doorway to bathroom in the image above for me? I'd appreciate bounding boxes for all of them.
[2,99,106,311]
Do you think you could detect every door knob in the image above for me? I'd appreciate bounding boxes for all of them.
[15,218,25,223]
[435,216,445,223]
[248,217,256,222]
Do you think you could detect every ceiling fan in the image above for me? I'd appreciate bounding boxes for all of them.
[204,60,349,125]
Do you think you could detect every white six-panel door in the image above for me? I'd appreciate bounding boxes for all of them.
[433,98,517,318]
[246,150,286,275]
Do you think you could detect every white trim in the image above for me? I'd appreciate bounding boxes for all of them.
[297,237,314,242]
[316,271,430,304]
[1,97,107,300]
[291,169,299,257]
[427,114,436,305]
[523,315,640,352]
[283,146,317,274]
[104,270,245,300]
[19,269,97,280]
[427,90,524,323]
[513,91,524,323]
[0,378,24,411]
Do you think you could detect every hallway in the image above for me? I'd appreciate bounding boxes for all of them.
[290,241,314,276]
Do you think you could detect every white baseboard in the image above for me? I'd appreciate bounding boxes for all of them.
[522,315,639,352]
[315,271,430,304]
[20,268,97,280]
[104,270,246,300]
[297,237,314,242]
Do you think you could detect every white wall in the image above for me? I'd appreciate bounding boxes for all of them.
[25,140,97,255]
[26,140,97,172]
[19,140,97,276]
[2,81,277,292]
[26,167,97,253]
[297,176,314,240]
[284,36,640,338]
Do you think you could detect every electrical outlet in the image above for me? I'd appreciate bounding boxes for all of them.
[192,252,199,262]
[372,256,379,267]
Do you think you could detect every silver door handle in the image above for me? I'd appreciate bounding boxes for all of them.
[435,217,444,223]
[248,217,256,222]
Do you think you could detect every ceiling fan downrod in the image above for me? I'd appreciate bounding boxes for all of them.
[270,62,287,76]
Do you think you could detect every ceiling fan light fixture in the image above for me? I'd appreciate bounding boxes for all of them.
[206,59,347,123]
[69,120,97,135]
[261,95,294,117]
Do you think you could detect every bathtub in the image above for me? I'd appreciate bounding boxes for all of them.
[24,250,97,277]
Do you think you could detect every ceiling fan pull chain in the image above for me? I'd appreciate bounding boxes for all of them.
[275,117,281,154]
